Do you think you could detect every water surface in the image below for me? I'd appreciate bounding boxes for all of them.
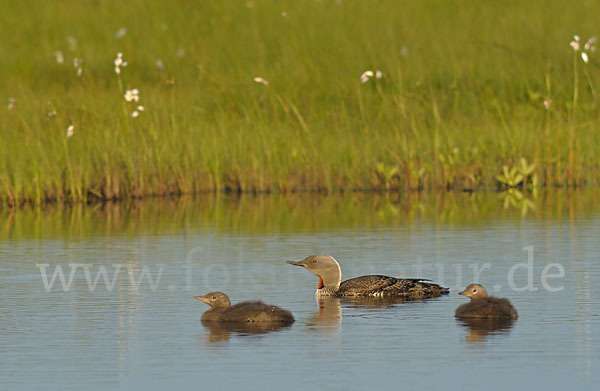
[1,191,598,389]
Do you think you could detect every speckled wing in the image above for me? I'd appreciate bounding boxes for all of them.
[337,275,449,297]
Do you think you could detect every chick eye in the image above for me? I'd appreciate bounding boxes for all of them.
[212,296,216,299]
[472,289,477,293]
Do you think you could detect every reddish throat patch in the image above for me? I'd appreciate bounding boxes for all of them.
[318,275,324,290]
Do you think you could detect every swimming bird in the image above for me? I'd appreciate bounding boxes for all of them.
[455,283,518,319]
[195,292,295,324]
[286,254,449,298]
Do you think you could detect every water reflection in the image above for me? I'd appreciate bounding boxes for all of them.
[341,295,444,308]
[306,297,342,331]
[305,295,446,334]
[499,189,536,217]
[200,320,294,343]
[456,318,517,343]
[1,189,597,240]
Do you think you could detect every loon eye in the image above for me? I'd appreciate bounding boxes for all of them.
[312,260,317,264]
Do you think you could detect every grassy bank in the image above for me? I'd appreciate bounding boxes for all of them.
[2,0,600,205]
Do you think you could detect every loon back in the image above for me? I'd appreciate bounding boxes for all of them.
[221,301,295,323]
[337,275,450,297]
[455,297,518,319]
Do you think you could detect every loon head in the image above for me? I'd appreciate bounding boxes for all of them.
[286,254,342,292]
[458,284,489,301]
[194,292,232,308]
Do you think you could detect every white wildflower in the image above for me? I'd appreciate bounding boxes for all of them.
[176,48,186,58]
[66,125,74,138]
[114,52,124,66]
[73,58,83,77]
[570,35,580,51]
[375,70,383,79]
[253,77,269,86]
[584,36,597,52]
[400,45,409,57]
[47,101,56,116]
[360,70,374,83]
[543,99,552,110]
[156,59,165,70]
[115,27,127,39]
[7,97,15,110]
[131,105,145,118]
[54,51,64,64]
[161,23,168,31]
[67,36,77,51]
[281,11,287,17]
[124,89,140,102]
[114,52,128,74]
[580,36,597,63]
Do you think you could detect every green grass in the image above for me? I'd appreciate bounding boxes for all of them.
[2,0,600,205]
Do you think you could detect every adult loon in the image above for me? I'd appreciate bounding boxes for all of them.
[286,254,449,298]
[195,292,295,324]
[455,283,518,319]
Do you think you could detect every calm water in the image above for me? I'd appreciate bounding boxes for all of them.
[1,192,598,390]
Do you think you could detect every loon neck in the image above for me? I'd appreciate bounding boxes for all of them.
[319,259,342,291]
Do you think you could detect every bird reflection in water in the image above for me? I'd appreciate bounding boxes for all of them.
[341,295,440,308]
[457,318,516,343]
[306,295,444,333]
[306,296,342,331]
[201,320,294,343]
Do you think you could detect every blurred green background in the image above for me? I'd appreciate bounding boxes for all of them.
[2,0,599,205]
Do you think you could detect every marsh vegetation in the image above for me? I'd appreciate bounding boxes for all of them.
[2,0,600,205]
